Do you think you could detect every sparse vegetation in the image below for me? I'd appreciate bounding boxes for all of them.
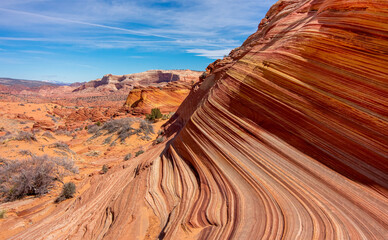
[19,149,33,156]
[0,155,78,202]
[42,131,55,139]
[55,182,76,203]
[85,150,100,157]
[0,131,37,143]
[55,129,72,136]
[15,131,37,142]
[135,150,144,157]
[96,121,102,126]
[102,165,108,174]
[146,108,162,122]
[156,136,164,144]
[124,153,132,161]
[87,118,153,144]
[0,209,6,219]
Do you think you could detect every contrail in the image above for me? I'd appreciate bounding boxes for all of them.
[0,7,175,40]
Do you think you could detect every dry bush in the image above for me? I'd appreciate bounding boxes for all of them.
[124,153,132,161]
[0,155,78,202]
[55,129,72,136]
[15,131,37,142]
[19,149,33,156]
[87,124,100,134]
[55,182,76,203]
[42,131,55,139]
[0,209,5,218]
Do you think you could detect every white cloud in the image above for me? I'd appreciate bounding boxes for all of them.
[186,48,232,59]
[0,0,278,52]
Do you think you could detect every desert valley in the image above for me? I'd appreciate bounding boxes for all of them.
[0,0,387,239]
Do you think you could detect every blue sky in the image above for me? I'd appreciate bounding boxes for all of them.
[0,0,277,83]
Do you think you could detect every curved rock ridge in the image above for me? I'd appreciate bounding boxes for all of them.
[8,0,388,239]
[123,81,196,114]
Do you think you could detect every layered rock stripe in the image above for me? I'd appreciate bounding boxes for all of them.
[8,0,388,239]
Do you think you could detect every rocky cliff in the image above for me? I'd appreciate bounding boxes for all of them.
[123,80,196,114]
[5,0,388,239]
[73,70,202,93]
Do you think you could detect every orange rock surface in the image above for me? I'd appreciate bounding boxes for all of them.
[2,0,388,239]
[124,81,196,114]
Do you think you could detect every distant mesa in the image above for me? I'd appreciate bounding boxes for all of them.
[73,70,202,93]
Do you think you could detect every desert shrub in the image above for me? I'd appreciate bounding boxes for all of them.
[51,142,70,152]
[135,150,144,157]
[0,209,6,218]
[141,135,152,141]
[96,121,102,126]
[85,150,100,157]
[103,136,112,145]
[19,149,33,156]
[139,120,154,135]
[155,136,164,144]
[42,131,55,139]
[110,139,117,147]
[0,155,78,202]
[124,153,132,161]
[55,130,72,136]
[55,182,76,203]
[146,108,162,122]
[102,165,108,174]
[52,156,79,174]
[0,132,12,143]
[87,125,100,134]
[15,131,37,142]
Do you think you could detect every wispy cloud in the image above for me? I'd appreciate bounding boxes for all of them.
[186,49,232,59]
[0,0,278,82]
[0,0,277,52]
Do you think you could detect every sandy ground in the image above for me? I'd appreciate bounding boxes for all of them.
[0,100,168,238]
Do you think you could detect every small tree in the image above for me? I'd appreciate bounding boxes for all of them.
[146,108,162,122]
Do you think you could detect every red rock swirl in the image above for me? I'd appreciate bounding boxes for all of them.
[10,0,388,239]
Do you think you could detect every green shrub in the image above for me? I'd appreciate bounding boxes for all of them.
[124,153,132,161]
[156,136,164,144]
[146,108,162,122]
[0,209,6,219]
[96,121,102,127]
[135,150,144,157]
[55,182,76,203]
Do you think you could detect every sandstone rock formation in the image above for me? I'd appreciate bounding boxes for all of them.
[123,80,196,114]
[3,0,388,239]
[73,70,202,94]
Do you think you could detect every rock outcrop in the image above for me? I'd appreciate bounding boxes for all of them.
[123,80,196,114]
[73,70,202,94]
[4,0,388,239]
